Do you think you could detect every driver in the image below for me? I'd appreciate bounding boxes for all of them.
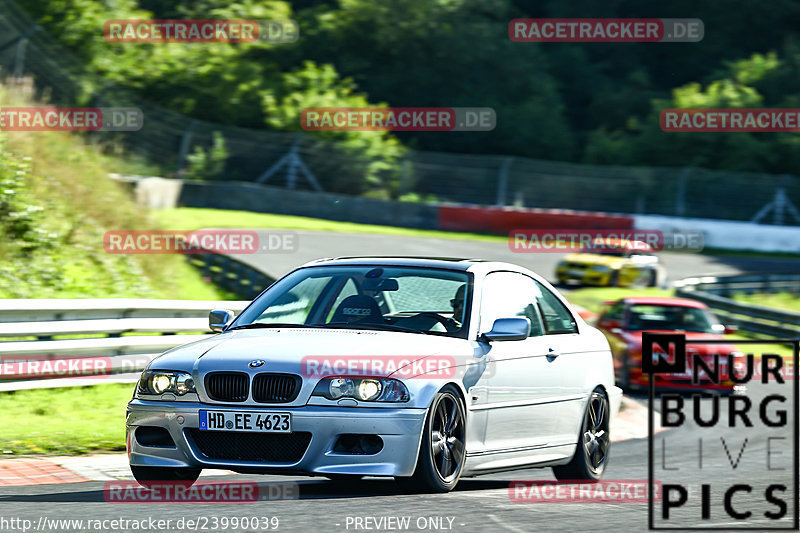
[445,285,466,332]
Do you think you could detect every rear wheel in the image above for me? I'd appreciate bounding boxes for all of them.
[395,386,466,493]
[608,271,619,287]
[647,269,658,287]
[130,465,201,488]
[553,390,609,481]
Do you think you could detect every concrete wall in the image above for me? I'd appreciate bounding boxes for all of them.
[179,181,440,229]
[176,181,633,233]
[633,214,800,253]
[118,177,800,253]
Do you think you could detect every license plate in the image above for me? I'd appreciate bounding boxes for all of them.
[199,410,292,433]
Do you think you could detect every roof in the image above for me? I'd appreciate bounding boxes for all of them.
[301,256,485,271]
[581,238,655,252]
[299,257,540,279]
[621,297,708,309]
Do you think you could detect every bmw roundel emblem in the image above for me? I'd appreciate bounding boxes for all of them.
[248,360,266,368]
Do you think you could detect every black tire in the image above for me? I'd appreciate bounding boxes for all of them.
[608,271,619,287]
[647,269,658,287]
[552,390,610,481]
[395,386,466,493]
[130,465,201,489]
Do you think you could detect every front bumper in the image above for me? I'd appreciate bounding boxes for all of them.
[127,400,427,477]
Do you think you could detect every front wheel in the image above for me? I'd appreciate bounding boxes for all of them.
[553,390,610,481]
[395,386,466,493]
[131,465,201,488]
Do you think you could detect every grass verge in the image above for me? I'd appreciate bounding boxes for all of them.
[732,292,800,313]
[153,207,506,243]
[0,383,132,455]
[0,83,232,301]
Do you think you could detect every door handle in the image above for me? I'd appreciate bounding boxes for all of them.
[547,347,560,359]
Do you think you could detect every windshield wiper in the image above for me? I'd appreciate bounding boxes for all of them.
[319,322,438,335]
[227,322,313,330]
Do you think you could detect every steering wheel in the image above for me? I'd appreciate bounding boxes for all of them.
[409,312,456,332]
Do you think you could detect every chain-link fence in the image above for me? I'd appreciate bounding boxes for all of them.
[0,0,798,224]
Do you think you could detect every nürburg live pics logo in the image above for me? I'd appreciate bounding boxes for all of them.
[645,333,798,529]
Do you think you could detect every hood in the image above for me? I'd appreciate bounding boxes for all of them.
[562,253,622,268]
[149,328,472,376]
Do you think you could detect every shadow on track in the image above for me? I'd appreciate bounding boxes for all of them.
[0,477,513,503]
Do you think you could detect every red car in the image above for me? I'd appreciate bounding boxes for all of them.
[596,297,742,392]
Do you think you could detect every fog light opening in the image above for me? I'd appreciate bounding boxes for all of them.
[332,434,383,455]
[135,426,176,448]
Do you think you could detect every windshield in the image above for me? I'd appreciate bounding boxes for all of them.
[233,265,472,338]
[626,304,719,333]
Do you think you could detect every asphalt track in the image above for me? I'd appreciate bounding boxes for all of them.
[1,381,796,532]
[1,231,797,532]
[231,229,800,284]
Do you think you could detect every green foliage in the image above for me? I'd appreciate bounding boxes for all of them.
[184,131,228,181]
[0,95,231,300]
[0,142,52,248]
[0,139,65,295]
[15,0,800,180]
[263,61,406,196]
[584,52,791,172]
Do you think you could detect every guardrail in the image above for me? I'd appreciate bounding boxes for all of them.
[187,253,275,300]
[0,299,250,389]
[674,273,800,338]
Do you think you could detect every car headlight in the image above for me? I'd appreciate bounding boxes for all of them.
[313,377,409,402]
[591,265,611,272]
[138,370,195,396]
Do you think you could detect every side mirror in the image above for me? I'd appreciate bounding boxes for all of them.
[481,317,530,342]
[723,324,739,335]
[209,309,235,332]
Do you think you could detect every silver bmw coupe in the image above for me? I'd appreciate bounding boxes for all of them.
[127,257,622,492]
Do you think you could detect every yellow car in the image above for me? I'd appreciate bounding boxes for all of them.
[554,239,664,287]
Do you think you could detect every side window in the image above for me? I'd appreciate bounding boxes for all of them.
[600,301,625,326]
[480,272,545,337]
[533,280,578,334]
